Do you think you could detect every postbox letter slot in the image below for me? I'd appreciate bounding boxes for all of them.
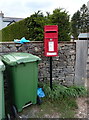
[45,31,57,33]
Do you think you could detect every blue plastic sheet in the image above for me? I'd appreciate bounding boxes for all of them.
[14,37,30,44]
[37,88,45,98]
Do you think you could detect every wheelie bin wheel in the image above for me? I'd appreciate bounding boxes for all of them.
[7,114,11,120]
[12,106,22,118]
[37,96,42,105]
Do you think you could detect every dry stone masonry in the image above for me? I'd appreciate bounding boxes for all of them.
[0,41,76,86]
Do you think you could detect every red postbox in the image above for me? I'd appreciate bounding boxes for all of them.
[44,25,58,57]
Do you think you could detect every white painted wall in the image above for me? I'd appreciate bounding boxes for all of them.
[0,17,10,30]
[0,12,23,30]
[0,12,11,30]
[2,21,10,30]
[0,16,3,30]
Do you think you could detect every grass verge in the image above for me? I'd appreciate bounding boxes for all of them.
[19,82,87,118]
[37,82,87,118]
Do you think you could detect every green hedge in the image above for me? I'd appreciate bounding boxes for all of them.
[1,19,28,42]
[1,10,71,42]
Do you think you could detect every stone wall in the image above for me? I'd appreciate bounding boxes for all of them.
[0,41,76,86]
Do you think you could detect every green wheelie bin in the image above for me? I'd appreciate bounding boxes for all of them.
[0,60,5,120]
[1,52,41,113]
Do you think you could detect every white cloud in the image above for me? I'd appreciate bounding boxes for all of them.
[0,0,88,18]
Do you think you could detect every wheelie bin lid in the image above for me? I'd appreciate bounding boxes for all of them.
[1,53,41,66]
[0,60,5,71]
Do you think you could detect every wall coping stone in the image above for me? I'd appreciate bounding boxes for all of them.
[0,41,76,44]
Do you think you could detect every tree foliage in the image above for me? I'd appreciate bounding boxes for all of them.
[71,10,81,39]
[26,11,47,41]
[80,4,89,32]
[71,4,89,39]
[49,8,70,41]
[1,8,70,41]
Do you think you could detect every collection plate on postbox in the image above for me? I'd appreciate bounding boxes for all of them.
[44,25,58,57]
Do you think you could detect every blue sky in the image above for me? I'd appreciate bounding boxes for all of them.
[0,0,88,18]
